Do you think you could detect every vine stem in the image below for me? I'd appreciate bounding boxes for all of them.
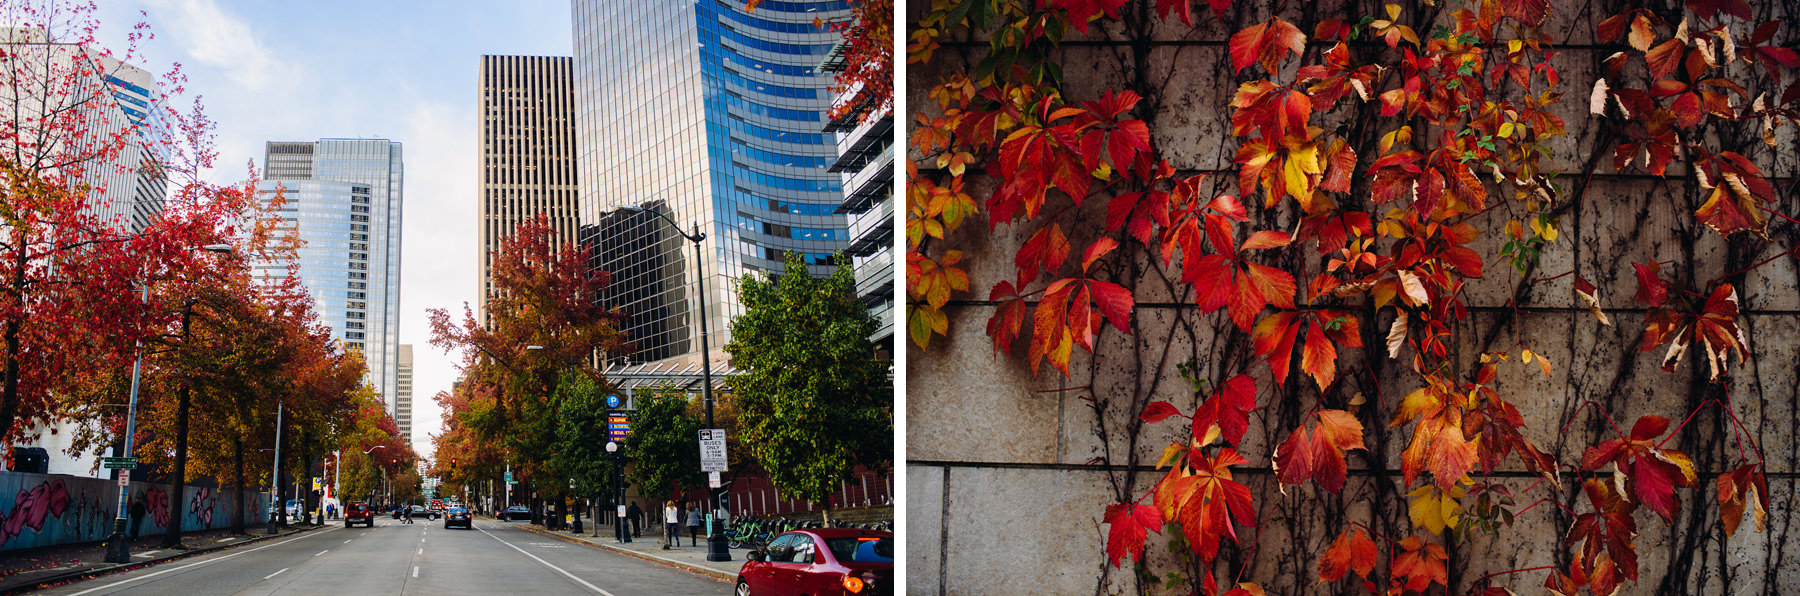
[1705,250,1794,288]
[1755,203,1800,228]
[1559,400,1625,440]
[1530,269,1575,284]
[1350,520,1398,546]
[1658,398,1714,449]
[1516,495,1577,518]
[1472,565,1559,585]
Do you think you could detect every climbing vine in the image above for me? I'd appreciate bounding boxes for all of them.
[909,0,1797,593]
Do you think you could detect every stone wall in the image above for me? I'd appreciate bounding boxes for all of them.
[906,1,1800,594]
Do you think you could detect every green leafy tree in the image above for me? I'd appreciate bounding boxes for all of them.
[725,252,891,522]
[551,375,621,521]
[623,386,701,500]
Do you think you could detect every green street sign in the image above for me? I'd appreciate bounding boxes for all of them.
[102,457,138,470]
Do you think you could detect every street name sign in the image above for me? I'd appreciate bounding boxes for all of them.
[102,457,137,470]
[699,429,727,472]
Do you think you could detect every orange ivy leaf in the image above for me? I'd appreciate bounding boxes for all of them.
[1153,448,1256,562]
[1229,17,1305,75]
[1717,462,1769,537]
[986,281,1029,355]
[1390,535,1448,593]
[1103,502,1163,567]
[1318,527,1378,582]
[1252,310,1361,390]
[1274,409,1365,492]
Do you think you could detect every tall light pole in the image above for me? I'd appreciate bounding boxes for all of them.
[107,244,232,563]
[606,441,629,543]
[362,445,387,509]
[619,204,728,562]
[267,403,283,535]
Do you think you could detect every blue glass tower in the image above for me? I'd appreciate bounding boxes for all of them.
[572,0,852,364]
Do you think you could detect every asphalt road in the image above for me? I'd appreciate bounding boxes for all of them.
[34,518,731,596]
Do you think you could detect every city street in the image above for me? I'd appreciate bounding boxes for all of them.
[32,519,730,596]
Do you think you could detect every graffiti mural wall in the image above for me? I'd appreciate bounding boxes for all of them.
[0,472,271,552]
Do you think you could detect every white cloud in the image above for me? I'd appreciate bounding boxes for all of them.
[143,0,291,91]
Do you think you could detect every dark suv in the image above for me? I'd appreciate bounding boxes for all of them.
[344,501,374,528]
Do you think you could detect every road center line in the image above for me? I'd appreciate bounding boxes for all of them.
[344,539,353,544]
[476,527,616,596]
[68,532,320,596]
[314,550,328,557]
[418,548,423,555]
[263,568,287,580]
[413,565,419,578]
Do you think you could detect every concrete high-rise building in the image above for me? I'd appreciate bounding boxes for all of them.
[256,139,404,416]
[571,0,852,365]
[479,55,579,321]
[397,344,413,444]
[0,27,170,236]
[819,39,894,350]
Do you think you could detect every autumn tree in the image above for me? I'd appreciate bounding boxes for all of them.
[909,0,1797,593]
[725,252,891,522]
[621,385,703,501]
[429,213,625,523]
[0,0,262,448]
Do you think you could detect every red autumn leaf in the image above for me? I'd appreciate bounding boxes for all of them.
[1075,90,1154,173]
[986,281,1029,355]
[1686,0,1751,21]
[1083,237,1120,273]
[1154,0,1193,26]
[1644,38,1686,80]
[1103,502,1164,567]
[1153,448,1256,562]
[1273,409,1365,492]
[1390,535,1448,593]
[1580,415,1697,522]
[1695,177,1769,239]
[1229,17,1306,75]
[1500,0,1550,27]
[1567,479,1640,586]
[1107,190,1171,247]
[1191,374,1256,446]
[1181,214,1296,331]
[1140,401,1181,424]
[1318,527,1378,582]
[1632,261,1668,306]
[1016,223,1071,287]
[1253,310,1360,390]
[1717,462,1769,537]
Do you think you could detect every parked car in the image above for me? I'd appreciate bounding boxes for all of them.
[499,505,530,521]
[344,501,375,528]
[444,507,472,529]
[736,528,893,596]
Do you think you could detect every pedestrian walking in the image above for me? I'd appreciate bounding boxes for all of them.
[686,505,702,546]
[662,500,679,549]
[627,501,642,537]
[403,506,413,524]
[127,496,146,540]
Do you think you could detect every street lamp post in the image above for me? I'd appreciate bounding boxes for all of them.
[619,204,728,562]
[267,403,283,535]
[606,441,629,543]
[362,445,387,509]
[107,244,232,563]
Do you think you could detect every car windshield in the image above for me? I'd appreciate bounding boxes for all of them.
[825,537,894,563]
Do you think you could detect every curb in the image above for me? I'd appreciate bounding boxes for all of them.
[516,523,737,582]
[0,525,327,595]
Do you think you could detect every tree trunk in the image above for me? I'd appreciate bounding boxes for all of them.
[0,239,27,444]
[232,437,245,534]
[162,365,191,548]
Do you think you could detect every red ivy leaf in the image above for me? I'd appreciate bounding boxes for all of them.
[1103,502,1164,567]
[1274,409,1365,492]
[1318,527,1379,582]
[1229,17,1306,75]
[1140,401,1181,424]
[1192,374,1257,446]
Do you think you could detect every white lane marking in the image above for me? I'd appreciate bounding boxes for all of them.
[263,568,288,580]
[412,565,419,578]
[344,539,353,544]
[420,537,426,543]
[68,532,320,596]
[476,527,616,596]
[418,548,423,555]
[315,550,328,557]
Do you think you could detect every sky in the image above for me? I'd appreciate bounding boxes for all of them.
[94,0,577,458]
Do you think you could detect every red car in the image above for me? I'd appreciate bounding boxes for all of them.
[736,528,893,596]
[344,501,374,528]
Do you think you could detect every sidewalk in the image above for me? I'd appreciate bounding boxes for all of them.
[512,518,747,582]
[0,523,324,595]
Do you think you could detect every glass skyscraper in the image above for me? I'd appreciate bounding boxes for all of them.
[257,139,405,415]
[571,0,852,364]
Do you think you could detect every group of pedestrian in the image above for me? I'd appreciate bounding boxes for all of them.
[658,499,705,549]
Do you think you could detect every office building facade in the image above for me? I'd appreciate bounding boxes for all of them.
[397,344,414,444]
[257,139,404,415]
[819,40,894,349]
[479,55,580,320]
[571,0,852,364]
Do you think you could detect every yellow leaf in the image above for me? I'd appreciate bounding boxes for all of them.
[1406,484,1463,535]
[1385,2,1401,20]
[1157,441,1186,469]
[1497,122,1515,138]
